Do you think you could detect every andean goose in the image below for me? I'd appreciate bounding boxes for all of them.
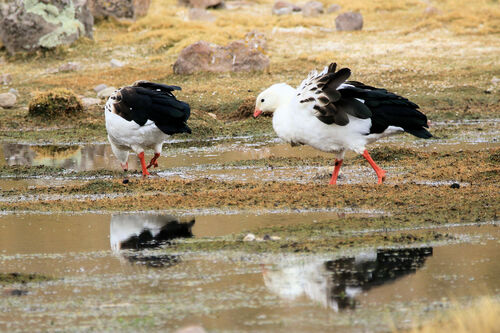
[105,81,191,177]
[253,63,432,184]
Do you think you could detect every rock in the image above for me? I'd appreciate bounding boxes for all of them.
[0,92,16,108]
[272,1,300,15]
[9,88,19,96]
[450,183,460,189]
[302,1,323,17]
[58,62,82,72]
[81,97,101,108]
[491,77,499,85]
[178,0,225,9]
[173,40,269,75]
[110,59,125,68]
[0,0,93,55]
[335,11,363,31]
[207,112,217,119]
[243,233,256,242]
[244,30,267,52]
[327,4,341,13]
[97,87,117,99]
[1,74,12,85]
[174,326,207,333]
[424,6,441,16]
[188,8,216,22]
[94,84,108,93]
[87,0,151,20]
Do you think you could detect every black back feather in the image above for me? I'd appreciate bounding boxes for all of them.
[114,81,191,135]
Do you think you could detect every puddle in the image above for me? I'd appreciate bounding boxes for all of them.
[0,212,499,331]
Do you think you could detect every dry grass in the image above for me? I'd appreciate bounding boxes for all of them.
[405,297,500,333]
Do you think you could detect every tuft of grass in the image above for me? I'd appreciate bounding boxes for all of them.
[405,297,500,333]
[0,272,53,284]
[28,88,84,120]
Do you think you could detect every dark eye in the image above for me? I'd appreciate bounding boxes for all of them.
[261,99,265,103]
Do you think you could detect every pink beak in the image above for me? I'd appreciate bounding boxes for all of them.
[253,109,263,118]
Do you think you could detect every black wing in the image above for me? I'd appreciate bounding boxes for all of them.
[114,82,191,135]
[298,63,372,126]
[339,81,431,138]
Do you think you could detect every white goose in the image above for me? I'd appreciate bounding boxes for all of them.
[105,81,191,177]
[254,63,432,184]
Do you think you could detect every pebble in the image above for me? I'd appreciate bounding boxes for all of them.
[450,183,460,189]
[0,92,17,108]
[97,87,118,99]
[122,179,129,184]
[243,233,256,241]
[110,59,125,68]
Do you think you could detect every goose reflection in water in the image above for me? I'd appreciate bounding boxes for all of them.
[110,213,195,268]
[263,247,432,311]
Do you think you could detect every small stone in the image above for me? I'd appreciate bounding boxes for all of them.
[327,4,341,13]
[263,234,271,241]
[270,236,281,241]
[87,0,152,20]
[424,6,441,16]
[491,77,500,85]
[302,1,323,17]
[122,179,129,184]
[110,59,125,68]
[94,84,108,93]
[243,233,256,241]
[1,73,12,85]
[207,112,217,119]
[272,0,300,15]
[0,92,17,108]
[58,62,81,72]
[188,8,216,21]
[450,183,460,189]
[174,325,207,333]
[335,11,363,31]
[178,0,225,9]
[81,97,101,108]
[8,88,19,96]
[97,87,117,99]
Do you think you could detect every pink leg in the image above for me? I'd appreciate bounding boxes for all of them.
[329,159,343,185]
[138,152,150,176]
[147,153,160,169]
[362,149,386,184]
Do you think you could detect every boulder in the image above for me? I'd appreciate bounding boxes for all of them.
[173,39,269,74]
[86,0,151,20]
[335,11,363,31]
[188,8,216,22]
[81,97,101,108]
[327,4,341,13]
[0,0,93,55]
[97,87,117,99]
[0,92,17,108]
[272,1,301,15]
[178,0,225,9]
[302,1,323,17]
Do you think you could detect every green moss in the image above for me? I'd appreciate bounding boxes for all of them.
[28,88,83,119]
[0,272,52,284]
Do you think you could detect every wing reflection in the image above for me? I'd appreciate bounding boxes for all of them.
[263,247,432,311]
[110,213,195,268]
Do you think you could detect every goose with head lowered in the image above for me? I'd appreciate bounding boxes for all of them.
[105,80,191,177]
[254,63,432,185]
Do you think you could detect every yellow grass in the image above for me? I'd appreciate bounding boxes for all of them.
[405,297,500,333]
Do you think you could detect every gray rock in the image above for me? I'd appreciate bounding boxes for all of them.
[272,1,300,15]
[81,97,101,108]
[302,1,323,17]
[0,92,17,108]
[1,73,12,85]
[173,40,269,75]
[335,11,363,31]
[327,4,341,13]
[87,0,151,20]
[178,0,225,9]
[94,84,108,93]
[110,59,125,68]
[8,88,19,96]
[58,62,82,72]
[188,8,216,22]
[0,0,93,55]
[97,87,117,99]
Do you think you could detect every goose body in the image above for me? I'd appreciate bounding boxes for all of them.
[254,63,431,184]
[105,81,191,176]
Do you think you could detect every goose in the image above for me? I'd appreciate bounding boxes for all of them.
[105,81,191,177]
[254,63,432,184]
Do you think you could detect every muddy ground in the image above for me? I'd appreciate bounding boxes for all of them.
[0,0,499,331]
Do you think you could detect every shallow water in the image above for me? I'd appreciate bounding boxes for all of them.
[0,212,499,332]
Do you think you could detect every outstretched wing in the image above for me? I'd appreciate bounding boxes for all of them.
[296,63,372,126]
[113,82,191,135]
